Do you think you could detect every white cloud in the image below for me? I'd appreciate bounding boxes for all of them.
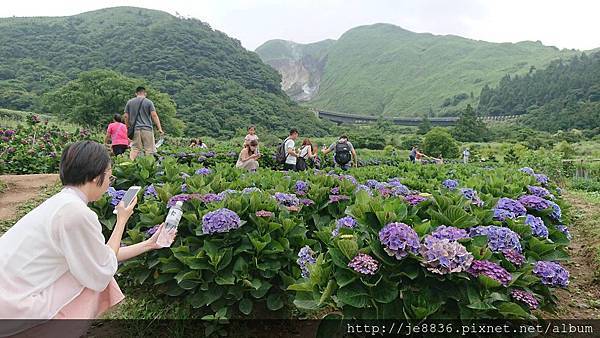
[1,0,598,51]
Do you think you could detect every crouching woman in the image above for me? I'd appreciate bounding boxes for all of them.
[0,141,173,336]
[235,139,260,172]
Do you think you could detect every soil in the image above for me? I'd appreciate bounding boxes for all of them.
[547,192,600,319]
[0,174,59,220]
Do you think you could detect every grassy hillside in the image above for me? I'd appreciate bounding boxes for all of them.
[256,39,335,62]
[0,7,330,137]
[257,23,579,117]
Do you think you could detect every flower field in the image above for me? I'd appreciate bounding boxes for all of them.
[92,155,571,321]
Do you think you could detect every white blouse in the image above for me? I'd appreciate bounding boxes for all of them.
[0,187,117,321]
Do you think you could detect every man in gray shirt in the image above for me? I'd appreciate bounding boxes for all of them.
[124,86,164,160]
[322,135,357,170]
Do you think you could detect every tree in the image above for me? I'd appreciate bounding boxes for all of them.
[421,127,460,158]
[417,116,432,135]
[43,70,185,135]
[452,104,489,142]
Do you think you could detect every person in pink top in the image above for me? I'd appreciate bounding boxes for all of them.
[104,114,129,156]
[0,141,176,336]
[244,125,259,154]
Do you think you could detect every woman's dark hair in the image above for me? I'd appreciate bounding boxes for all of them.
[113,114,122,123]
[246,140,258,155]
[247,125,256,131]
[198,138,203,145]
[60,141,111,187]
[289,128,299,135]
[302,138,312,147]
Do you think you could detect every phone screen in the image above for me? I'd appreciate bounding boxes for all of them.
[113,186,141,214]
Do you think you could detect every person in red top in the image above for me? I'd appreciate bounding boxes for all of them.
[104,114,129,156]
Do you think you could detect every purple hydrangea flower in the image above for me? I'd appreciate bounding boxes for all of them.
[107,187,126,207]
[520,167,535,175]
[502,249,525,266]
[425,225,468,245]
[201,208,242,234]
[461,188,484,206]
[144,185,158,199]
[330,187,340,195]
[300,198,315,206]
[511,289,539,310]
[181,183,188,193]
[295,180,309,196]
[442,179,459,190]
[388,180,411,196]
[379,222,420,260]
[202,151,216,158]
[339,174,358,185]
[555,224,572,240]
[527,185,552,199]
[332,216,358,236]
[493,208,516,221]
[518,195,551,211]
[533,261,569,287]
[195,167,212,175]
[329,194,350,203]
[5,129,16,136]
[419,238,474,274]
[469,226,522,253]
[548,201,562,221]
[366,179,379,189]
[525,214,549,238]
[1,136,9,142]
[273,192,300,207]
[200,193,224,204]
[354,184,373,196]
[297,246,317,278]
[534,173,549,186]
[348,253,379,275]
[167,194,193,208]
[468,260,512,286]
[146,224,160,236]
[404,194,427,206]
[256,210,274,218]
[495,198,527,217]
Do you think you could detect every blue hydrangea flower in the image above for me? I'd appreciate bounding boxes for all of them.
[493,208,516,221]
[354,184,373,196]
[555,224,572,240]
[419,238,473,274]
[273,192,300,207]
[461,188,484,206]
[297,246,317,278]
[533,261,569,287]
[332,216,358,236]
[511,290,539,310]
[469,226,522,253]
[201,208,242,234]
[295,180,309,196]
[534,173,549,186]
[144,184,158,199]
[107,187,126,207]
[379,222,420,260]
[548,201,562,221]
[527,185,552,199]
[502,249,525,266]
[200,193,224,204]
[525,214,549,238]
[366,179,379,189]
[442,179,459,190]
[339,174,358,185]
[518,195,551,211]
[195,167,212,175]
[404,194,427,206]
[167,194,193,208]
[425,225,469,245]
[495,198,527,217]
[520,167,535,175]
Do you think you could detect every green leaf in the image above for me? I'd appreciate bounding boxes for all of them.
[337,239,359,260]
[189,288,223,308]
[215,274,235,285]
[293,299,319,310]
[334,268,357,288]
[267,293,284,311]
[497,302,530,318]
[239,298,253,315]
[337,284,369,308]
[372,278,399,304]
[287,282,313,292]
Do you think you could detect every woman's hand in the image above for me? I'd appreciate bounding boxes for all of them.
[146,223,178,250]
[115,196,137,224]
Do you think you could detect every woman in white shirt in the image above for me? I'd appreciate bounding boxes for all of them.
[236,140,261,172]
[296,138,316,171]
[0,141,174,336]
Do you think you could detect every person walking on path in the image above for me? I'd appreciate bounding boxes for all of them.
[123,86,164,160]
[409,145,417,163]
[463,148,471,164]
[104,114,129,156]
[323,135,357,170]
[284,129,300,171]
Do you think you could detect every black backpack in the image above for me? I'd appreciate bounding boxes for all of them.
[275,137,290,164]
[334,142,351,165]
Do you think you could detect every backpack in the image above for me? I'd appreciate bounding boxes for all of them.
[275,137,290,164]
[334,142,352,165]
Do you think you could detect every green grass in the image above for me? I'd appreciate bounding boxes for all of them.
[257,23,578,117]
[0,180,6,194]
[567,190,600,273]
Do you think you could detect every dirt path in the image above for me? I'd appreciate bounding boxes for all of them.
[0,174,59,220]
[550,192,600,319]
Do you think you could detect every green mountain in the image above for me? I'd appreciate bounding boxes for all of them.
[256,23,579,117]
[478,52,600,132]
[0,7,329,137]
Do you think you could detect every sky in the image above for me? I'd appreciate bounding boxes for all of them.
[1,0,599,51]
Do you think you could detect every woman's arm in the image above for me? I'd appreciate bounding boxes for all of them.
[106,196,137,256]
[104,131,111,145]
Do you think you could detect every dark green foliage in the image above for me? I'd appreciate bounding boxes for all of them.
[421,127,460,158]
[452,104,489,142]
[478,52,600,132]
[0,7,328,137]
[43,70,184,135]
[417,116,432,135]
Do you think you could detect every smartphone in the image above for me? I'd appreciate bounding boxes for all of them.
[113,186,141,214]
